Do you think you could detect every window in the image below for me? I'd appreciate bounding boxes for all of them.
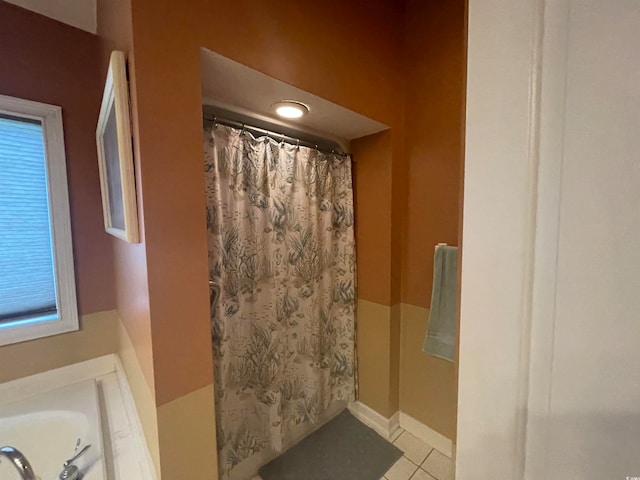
[0,94,78,345]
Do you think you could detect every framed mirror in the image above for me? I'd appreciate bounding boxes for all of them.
[96,50,138,243]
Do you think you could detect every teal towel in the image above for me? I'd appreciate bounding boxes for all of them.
[423,245,458,362]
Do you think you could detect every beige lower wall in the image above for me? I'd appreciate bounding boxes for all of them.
[0,301,455,476]
[0,310,118,384]
[116,314,161,477]
[357,299,398,418]
[118,315,217,479]
[357,300,457,441]
[399,303,457,440]
[389,302,401,412]
[157,384,218,479]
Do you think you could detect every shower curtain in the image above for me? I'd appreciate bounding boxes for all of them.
[203,124,356,479]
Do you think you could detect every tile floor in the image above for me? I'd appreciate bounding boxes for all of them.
[252,426,453,480]
[382,428,453,480]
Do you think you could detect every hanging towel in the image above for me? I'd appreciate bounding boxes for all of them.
[423,245,458,362]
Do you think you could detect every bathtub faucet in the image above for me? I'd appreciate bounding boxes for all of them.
[0,446,36,480]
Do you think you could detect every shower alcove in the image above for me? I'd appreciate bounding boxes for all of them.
[199,48,391,480]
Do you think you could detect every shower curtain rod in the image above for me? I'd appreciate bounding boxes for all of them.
[203,115,351,158]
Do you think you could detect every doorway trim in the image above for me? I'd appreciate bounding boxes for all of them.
[455,0,562,478]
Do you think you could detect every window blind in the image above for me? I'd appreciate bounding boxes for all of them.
[0,115,57,324]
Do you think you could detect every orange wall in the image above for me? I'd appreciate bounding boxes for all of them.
[193,0,406,124]
[352,131,402,417]
[0,2,115,315]
[398,0,467,440]
[97,0,156,396]
[109,1,409,474]
[0,2,467,474]
[125,0,407,408]
[95,0,465,472]
[402,0,467,307]
[122,0,465,421]
[353,131,394,306]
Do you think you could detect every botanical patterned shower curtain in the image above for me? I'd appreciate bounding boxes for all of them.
[203,125,356,479]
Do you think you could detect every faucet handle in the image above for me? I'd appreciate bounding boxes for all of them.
[63,443,91,467]
[58,465,80,480]
[59,464,80,480]
[58,441,91,480]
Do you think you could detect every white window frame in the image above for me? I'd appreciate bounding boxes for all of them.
[0,94,78,346]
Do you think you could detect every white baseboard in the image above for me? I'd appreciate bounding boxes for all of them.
[389,410,400,437]
[348,401,401,440]
[399,412,453,458]
[348,401,453,458]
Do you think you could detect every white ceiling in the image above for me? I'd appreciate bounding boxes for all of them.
[4,0,97,33]
[200,49,388,149]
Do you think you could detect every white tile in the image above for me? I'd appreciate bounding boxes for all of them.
[421,450,453,480]
[393,431,434,465]
[410,468,437,480]
[384,456,419,480]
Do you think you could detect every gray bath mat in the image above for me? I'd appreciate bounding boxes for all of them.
[258,410,402,480]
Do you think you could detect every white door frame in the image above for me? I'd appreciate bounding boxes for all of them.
[456,0,569,478]
[523,1,572,477]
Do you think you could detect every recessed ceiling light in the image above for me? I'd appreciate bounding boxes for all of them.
[272,101,309,119]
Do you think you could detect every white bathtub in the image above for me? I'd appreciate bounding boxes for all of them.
[0,379,106,480]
